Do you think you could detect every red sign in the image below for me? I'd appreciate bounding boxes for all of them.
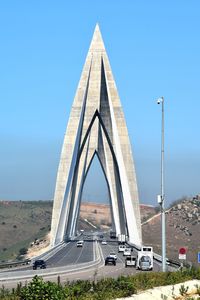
[179,247,186,255]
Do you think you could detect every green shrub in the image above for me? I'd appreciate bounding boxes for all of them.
[18,248,28,256]
[19,276,66,300]
[179,284,189,296]
[1,267,200,300]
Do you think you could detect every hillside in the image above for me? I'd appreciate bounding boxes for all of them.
[142,195,200,266]
[1,197,200,266]
[0,200,52,262]
[0,200,156,262]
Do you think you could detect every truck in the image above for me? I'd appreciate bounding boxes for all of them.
[136,246,153,271]
[110,231,117,239]
[118,234,126,243]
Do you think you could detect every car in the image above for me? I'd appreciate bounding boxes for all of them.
[109,252,117,260]
[125,256,136,267]
[118,244,126,252]
[77,241,84,247]
[33,259,46,270]
[123,248,131,256]
[101,240,107,245]
[105,256,116,266]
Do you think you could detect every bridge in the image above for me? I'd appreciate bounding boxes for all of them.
[0,26,179,286]
[0,233,173,288]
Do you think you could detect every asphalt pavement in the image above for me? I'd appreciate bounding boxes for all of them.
[46,240,94,267]
[0,233,163,288]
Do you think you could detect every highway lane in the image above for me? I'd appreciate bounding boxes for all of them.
[99,239,161,275]
[0,235,172,289]
[2,240,94,273]
[46,240,93,267]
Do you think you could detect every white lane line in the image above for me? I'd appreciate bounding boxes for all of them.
[74,242,86,264]
[53,242,77,265]
[106,243,124,264]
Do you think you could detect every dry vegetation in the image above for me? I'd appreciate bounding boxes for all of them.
[0,200,52,262]
[1,197,200,266]
[142,196,200,266]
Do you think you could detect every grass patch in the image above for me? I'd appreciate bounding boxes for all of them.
[1,267,200,299]
[0,201,52,262]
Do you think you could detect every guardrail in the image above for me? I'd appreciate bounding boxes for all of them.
[33,241,65,262]
[0,259,31,270]
[0,240,103,281]
[0,241,65,270]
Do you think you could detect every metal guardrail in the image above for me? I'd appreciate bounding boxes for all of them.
[0,259,31,269]
[0,242,65,270]
[32,241,65,262]
[0,241,102,281]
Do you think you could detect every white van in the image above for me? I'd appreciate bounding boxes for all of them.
[125,256,136,267]
[118,244,126,252]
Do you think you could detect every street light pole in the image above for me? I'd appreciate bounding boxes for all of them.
[157,96,166,272]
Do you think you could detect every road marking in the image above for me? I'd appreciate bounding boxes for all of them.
[52,242,76,265]
[74,242,86,264]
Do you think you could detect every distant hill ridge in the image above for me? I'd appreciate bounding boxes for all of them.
[1,196,200,266]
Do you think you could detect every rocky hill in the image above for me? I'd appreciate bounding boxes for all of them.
[142,195,200,266]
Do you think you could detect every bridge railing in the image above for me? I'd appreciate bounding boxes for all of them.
[0,259,31,270]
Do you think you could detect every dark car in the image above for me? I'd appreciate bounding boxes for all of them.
[105,256,116,266]
[33,259,46,270]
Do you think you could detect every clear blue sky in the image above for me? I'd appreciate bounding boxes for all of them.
[0,1,199,206]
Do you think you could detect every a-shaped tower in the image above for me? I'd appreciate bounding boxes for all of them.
[51,25,142,246]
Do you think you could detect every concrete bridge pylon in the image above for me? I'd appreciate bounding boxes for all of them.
[50,24,142,247]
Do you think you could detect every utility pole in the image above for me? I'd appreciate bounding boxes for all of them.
[157,96,166,272]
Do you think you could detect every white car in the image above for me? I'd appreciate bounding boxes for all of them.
[118,244,126,252]
[101,240,107,245]
[123,248,131,256]
[109,252,117,260]
[76,241,84,247]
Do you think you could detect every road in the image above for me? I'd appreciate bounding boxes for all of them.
[46,240,93,267]
[0,233,163,288]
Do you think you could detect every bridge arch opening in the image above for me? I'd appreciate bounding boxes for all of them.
[77,152,113,234]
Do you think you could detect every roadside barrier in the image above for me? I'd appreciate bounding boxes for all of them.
[0,240,103,281]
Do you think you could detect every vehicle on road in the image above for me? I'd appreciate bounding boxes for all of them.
[123,248,131,256]
[105,256,116,266]
[118,234,126,243]
[136,246,153,270]
[101,240,107,245]
[76,240,84,247]
[110,231,117,239]
[138,255,152,271]
[109,252,117,260]
[118,244,126,252]
[33,259,46,270]
[125,256,136,267]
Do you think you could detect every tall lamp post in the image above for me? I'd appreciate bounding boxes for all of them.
[157,96,166,272]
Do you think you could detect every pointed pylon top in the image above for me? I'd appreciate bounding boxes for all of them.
[89,23,106,52]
